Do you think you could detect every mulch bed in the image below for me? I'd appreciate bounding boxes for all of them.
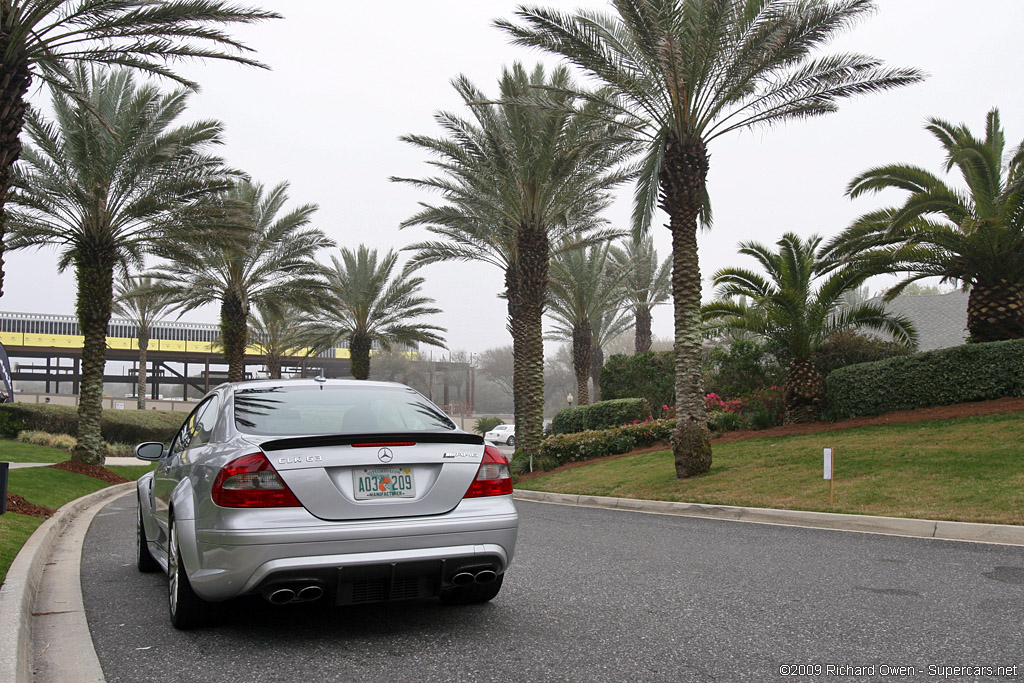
[5,493,56,519]
[516,397,1024,482]
[48,460,130,485]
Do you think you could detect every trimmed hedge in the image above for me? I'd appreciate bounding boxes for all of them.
[825,339,1024,419]
[0,403,184,444]
[550,398,651,435]
[535,418,674,470]
[601,351,675,417]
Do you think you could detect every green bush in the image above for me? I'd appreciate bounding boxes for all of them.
[0,403,184,444]
[550,398,651,435]
[825,339,1024,419]
[708,411,744,432]
[704,339,786,399]
[473,416,504,436]
[536,418,673,470]
[600,351,675,417]
[814,331,914,377]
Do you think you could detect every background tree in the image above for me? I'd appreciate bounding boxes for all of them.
[824,109,1024,342]
[589,305,633,402]
[499,0,924,476]
[155,179,331,382]
[114,275,175,409]
[0,0,278,299]
[610,235,671,354]
[546,243,629,405]
[702,233,917,422]
[395,62,634,454]
[8,67,233,465]
[249,305,308,379]
[299,245,446,380]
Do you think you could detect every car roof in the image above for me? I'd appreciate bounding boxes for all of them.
[224,378,410,391]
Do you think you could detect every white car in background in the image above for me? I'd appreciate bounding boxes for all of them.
[484,424,515,446]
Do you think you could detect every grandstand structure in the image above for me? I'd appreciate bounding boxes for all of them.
[0,310,361,399]
[0,311,478,414]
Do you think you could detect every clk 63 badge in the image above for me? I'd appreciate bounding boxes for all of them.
[442,452,474,459]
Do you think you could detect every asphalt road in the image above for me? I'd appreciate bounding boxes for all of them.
[83,494,1024,682]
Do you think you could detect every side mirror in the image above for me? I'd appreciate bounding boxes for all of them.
[135,442,165,461]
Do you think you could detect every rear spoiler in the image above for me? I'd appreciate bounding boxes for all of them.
[259,431,485,452]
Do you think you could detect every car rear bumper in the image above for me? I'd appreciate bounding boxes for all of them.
[187,501,518,602]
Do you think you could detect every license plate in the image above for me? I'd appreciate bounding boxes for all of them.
[353,467,415,500]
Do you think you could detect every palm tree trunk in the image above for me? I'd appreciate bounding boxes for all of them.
[0,42,31,300]
[220,292,248,382]
[572,321,591,406]
[72,253,115,466]
[661,135,712,478]
[634,306,653,354]
[967,280,1024,342]
[783,357,825,424]
[350,332,372,380]
[508,220,548,456]
[267,352,282,379]
[137,328,149,410]
[590,332,603,403]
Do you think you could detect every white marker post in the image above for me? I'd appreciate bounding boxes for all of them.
[824,447,833,506]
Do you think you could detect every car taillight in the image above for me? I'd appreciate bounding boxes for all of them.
[212,452,301,508]
[463,445,513,498]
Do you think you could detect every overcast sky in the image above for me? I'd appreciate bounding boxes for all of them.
[5,0,1023,357]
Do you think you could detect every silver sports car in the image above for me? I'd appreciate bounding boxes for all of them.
[135,378,518,629]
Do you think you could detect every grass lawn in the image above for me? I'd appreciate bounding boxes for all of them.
[0,440,154,586]
[0,441,72,463]
[517,412,1024,526]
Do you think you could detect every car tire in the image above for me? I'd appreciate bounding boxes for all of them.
[439,573,504,606]
[507,436,515,447]
[168,514,206,630]
[136,501,160,573]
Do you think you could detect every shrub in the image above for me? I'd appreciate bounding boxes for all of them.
[16,430,77,450]
[825,339,1024,419]
[0,403,184,444]
[814,331,914,377]
[704,339,786,399]
[473,416,504,436]
[550,398,651,435]
[536,418,673,470]
[600,351,675,417]
[708,411,744,432]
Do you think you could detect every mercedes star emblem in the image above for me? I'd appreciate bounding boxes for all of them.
[377,447,394,463]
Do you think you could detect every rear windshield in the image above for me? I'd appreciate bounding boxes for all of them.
[233,384,457,436]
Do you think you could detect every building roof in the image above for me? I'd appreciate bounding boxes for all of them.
[868,290,969,351]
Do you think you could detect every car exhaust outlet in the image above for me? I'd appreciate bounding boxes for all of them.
[298,585,323,602]
[267,588,296,605]
[474,570,497,584]
[452,572,475,587]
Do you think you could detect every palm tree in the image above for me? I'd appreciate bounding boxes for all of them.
[610,235,671,354]
[0,0,278,300]
[395,62,635,454]
[498,0,924,476]
[702,233,917,423]
[589,305,634,402]
[824,109,1024,342]
[298,245,446,380]
[7,66,234,465]
[114,275,175,409]
[546,243,630,405]
[154,180,332,382]
[249,305,309,380]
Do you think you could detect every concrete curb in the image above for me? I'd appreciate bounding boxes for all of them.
[513,490,1024,546]
[0,482,134,683]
